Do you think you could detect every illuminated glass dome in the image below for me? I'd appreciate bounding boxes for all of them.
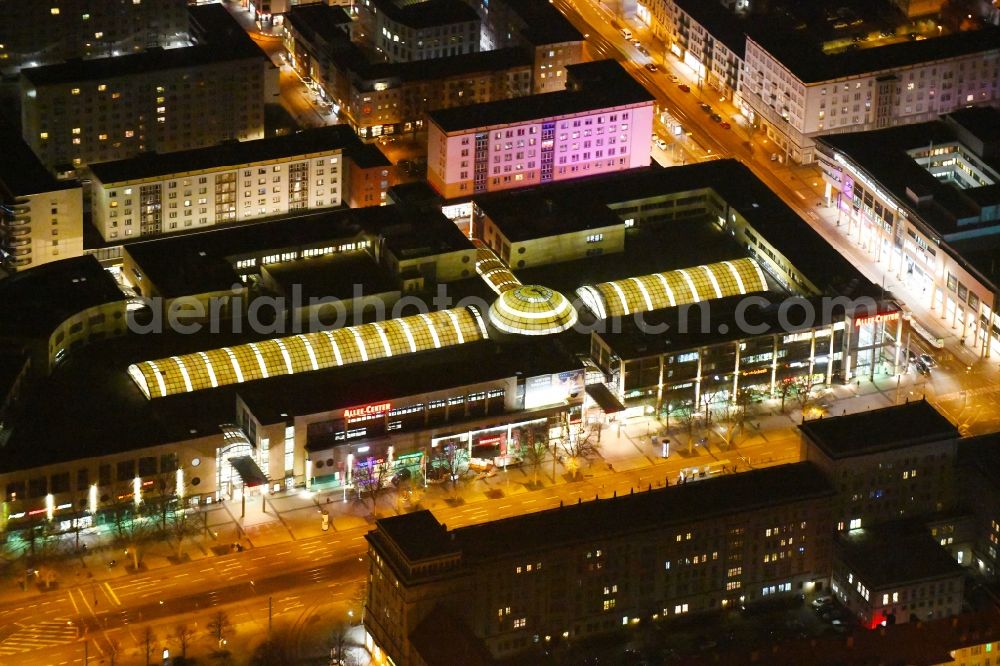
[488,285,578,336]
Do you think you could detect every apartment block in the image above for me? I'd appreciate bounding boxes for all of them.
[469,0,584,93]
[800,400,960,531]
[741,27,1000,163]
[831,522,965,627]
[426,60,654,199]
[0,131,83,272]
[283,5,533,139]
[20,4,274,171]
[0,0,189,75]
[364,462,835,664]
[87,125,390,242]
[357,0,480,62]
[650,0,749,101]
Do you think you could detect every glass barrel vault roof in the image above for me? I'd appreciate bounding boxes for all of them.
[128,306,489,399]
[575,258,767,319]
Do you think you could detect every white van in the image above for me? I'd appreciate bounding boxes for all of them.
[621,27,632,40]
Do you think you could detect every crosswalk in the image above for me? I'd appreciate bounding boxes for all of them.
[0,619,78,656]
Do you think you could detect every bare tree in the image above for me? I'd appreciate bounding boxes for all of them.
[519,430,550,487]
[353,457,392,512]
[431,443,469,490]
[559,424,602,479]
[716,388,753,450]
[250,628,295,666]
[106,638,121,666]
[790,376,823,414]
[328,621,351,665]
[171,623,194,658]
[775,376,797,413]
[207,610,232,649]
[106,483,153,571]
[142,625,156,666]
[671,402,701,454]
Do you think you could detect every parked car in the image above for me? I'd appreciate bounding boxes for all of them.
[710,113,722,122]
[919,353,936,368]
[644,63,659,72]
[655,138,668,150]
[700,103,712,112]
[720,121,731,129]
[916,360,932,376]
[391,467,412,486]
[811,595,833,609]
[678,83,690,92]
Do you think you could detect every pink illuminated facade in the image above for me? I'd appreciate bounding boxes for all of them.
[426,60,654,199]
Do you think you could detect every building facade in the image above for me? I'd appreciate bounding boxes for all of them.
[816,108,1000,358]
[365,463,835,665]
[427,61,654,199]
[741,29,1000,163]
[19,5,274,171]
[0,0,190,75]
[357,0,481,62]
[283,5,533,140]
[87,126,379,242]
[0,133,83,272]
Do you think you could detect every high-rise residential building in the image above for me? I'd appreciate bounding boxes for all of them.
[87,125,389,242]
[19,4,276,172]
[426,60,654,199]
[0,0,190,75]
[357,0,481,62]
[0,130,83,272]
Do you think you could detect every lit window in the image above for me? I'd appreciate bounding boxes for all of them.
[72,127,80,135]
[71,88,80,95]
[50,7,60,15]
[97,84,107,92]
[39,131,48,139]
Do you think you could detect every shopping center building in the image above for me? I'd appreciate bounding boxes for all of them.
[1,160,901,536]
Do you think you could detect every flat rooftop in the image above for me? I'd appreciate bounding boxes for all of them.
[800,399,958,459]
[370,0,479,29]
[837,521,964,588]
[749,25,1000,83]
[498,0,582,45]
[475,161,874,298]
[89,125,364,184]
[20,4,267,86]
[261,251,397,302]
[0,331,580,472]
[0,255,123,339]
[408,462,835,561]
[123,205,472,298]
[818,109,1000,239]
[594,294,892,360]
[427,60,653,133]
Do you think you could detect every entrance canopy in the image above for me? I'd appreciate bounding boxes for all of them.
[228,456,268,487]
[585,383,625,414]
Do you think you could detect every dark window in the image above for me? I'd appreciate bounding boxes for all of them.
[116,460,135,482]
[77,469,90,490]
[28,477,47,498]
[6,481,25,501]
[138,457,157,476]
[160,454,177,473]
[99,464,111,486]
[50,472,70,494]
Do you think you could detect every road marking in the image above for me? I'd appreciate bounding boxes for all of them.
[66,589,80,616]
[0,618,78,656]
[102,583,122,607]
